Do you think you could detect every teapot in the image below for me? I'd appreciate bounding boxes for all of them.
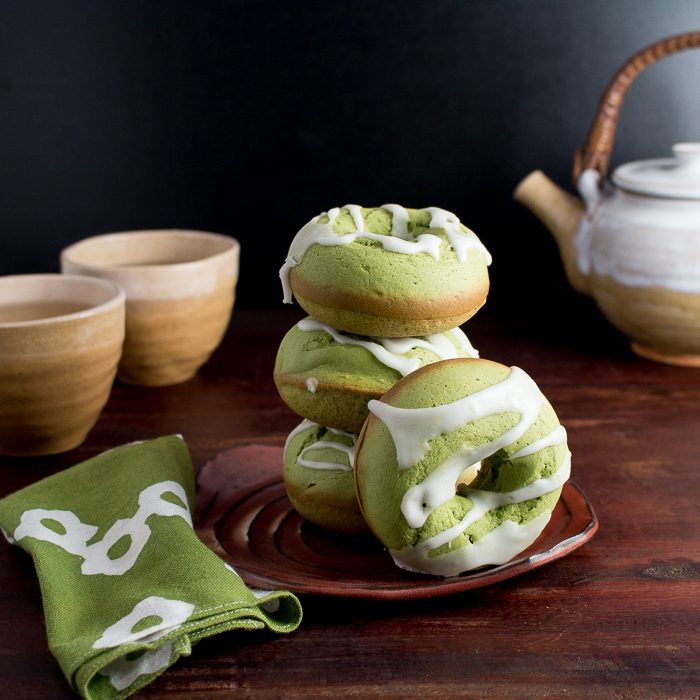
[514,31,700,366]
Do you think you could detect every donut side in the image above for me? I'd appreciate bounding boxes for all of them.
[277,379,379,435]
[355,359,569,576]
[274,320,478,432]
[284,420,370,536]
[291,290,487,338]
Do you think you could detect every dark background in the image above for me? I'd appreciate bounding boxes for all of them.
[1,0,699,315]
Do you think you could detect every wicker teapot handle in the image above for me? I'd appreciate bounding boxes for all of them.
[573,31,700,186]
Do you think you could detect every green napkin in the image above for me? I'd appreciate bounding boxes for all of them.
[0,436,302,700]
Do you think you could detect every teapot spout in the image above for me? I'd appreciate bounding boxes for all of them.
[514,170,591,296]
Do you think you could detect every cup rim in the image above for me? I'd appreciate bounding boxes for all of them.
[0,274,126,329]
[60,229,240,274]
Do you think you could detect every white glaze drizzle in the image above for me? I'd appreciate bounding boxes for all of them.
[449,326,479,357]
[284,419,315,454]
[391,451,570,576]
[510,425,567,460]
[367,366,569,576]
[305,377,318,393]
[343,203,365,232]
[279,205,492,303]
[296,318,478,377]
[421,207,493,265]
[376,331,478,365]
[368,366,545,472]
[391,511,552,577]
[284,419,358,472]
[380,204,412,240]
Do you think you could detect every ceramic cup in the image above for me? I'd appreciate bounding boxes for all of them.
[61,230,240,386]
[0,274,126,456]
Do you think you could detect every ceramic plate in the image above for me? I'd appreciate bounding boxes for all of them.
[195,443,598,600]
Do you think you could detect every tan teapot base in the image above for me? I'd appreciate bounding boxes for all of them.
[630,342,700,368]
[591,272,700,362]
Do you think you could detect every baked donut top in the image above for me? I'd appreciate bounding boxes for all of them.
[280,205,492,303]
[293,318,478,377]
[284,419,358,472]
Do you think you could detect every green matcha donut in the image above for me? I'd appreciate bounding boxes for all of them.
[274,317,478,433]
[355,359,570,577]
[284,419,370,535]
[279,205,491,337]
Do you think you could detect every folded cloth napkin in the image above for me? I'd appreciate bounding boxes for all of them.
[0,436,302,700]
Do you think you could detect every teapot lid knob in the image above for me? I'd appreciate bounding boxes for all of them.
[672,143,700,172]
[612,143,700,200]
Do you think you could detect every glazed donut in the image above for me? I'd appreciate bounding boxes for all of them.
[283,419,370,535]
[279,205,491,337]
[355,359,570,577]
[274,317,478,433]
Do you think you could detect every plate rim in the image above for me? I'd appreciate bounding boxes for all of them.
[195,443,598,600]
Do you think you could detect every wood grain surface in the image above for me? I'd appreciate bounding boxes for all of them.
[2,300,700,700]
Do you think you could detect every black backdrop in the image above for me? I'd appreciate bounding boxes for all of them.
[1,1,700,314]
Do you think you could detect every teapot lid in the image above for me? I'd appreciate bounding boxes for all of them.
[612,143,700,199]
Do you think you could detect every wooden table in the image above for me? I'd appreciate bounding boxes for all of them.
[2,302,700,699]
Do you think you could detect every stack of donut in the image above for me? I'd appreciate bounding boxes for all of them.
[275,205,570,577]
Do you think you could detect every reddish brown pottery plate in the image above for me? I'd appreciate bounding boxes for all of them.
[195,443,598,600]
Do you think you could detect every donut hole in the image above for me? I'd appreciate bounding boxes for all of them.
[455,462,481,494]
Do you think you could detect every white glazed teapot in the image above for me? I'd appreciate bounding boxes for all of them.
[515,31,700,366]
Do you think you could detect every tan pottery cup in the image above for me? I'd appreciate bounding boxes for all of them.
[0,274,125,456]
[61,230,240,386]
